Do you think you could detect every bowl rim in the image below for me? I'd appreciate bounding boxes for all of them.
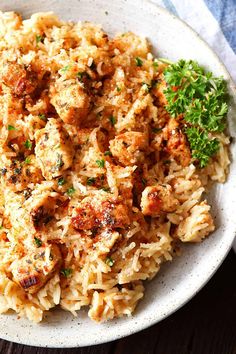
[0,0,235,348]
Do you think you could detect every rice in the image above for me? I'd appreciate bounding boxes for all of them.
[0,11,230,324]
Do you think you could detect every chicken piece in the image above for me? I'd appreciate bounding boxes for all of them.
[141,184,179,216]
[2,155,42,192]
[109,131,148,166]
[51,84,90,125]
[30,191,68,230]
[11,244,62,294]
[176,201,215,242]
[164,119,191,167]
[35,118,74,180]
[71,195,130,231]
[1,61,37,96]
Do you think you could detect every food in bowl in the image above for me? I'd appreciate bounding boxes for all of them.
[0,11,230,323]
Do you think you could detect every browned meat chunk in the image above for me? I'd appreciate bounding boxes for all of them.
[109,131,148,166]
[35,118,74,180]
[141,184,179,216]
[51,84,90,125]
[71,196,130,230]
[11,244,62,294]
[1,61,37,96]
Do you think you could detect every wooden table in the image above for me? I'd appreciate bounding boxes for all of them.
[1,251,235,354]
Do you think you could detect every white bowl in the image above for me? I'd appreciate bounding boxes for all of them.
[0,0,236,348]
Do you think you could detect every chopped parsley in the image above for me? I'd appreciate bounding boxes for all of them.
[39,113,47,121]
[36,34,43,45]
[105,257,115,267]
[109,115,116,126]
[7,125,17,131]
[185,127,219,168]
[152,127,162,133]
[116,86,121,92]
[34,237,42,248]
[60,268,72,277]
[96,159,105,168]
[135,57,143,67]
[87,177,96,185]
[25,157,31,164]
[56,153,64,170]
[24,140,32,149]
[101,187,110,192]
[61,65,71,73]
[141,178,147,186]
[58,177,66,186]
[66,186,75,196]
[104,150,112,156]
[153,59,159,70]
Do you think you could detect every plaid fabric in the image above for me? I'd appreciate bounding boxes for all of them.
[152,0,236,82]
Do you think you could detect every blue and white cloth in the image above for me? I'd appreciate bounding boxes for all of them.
[151,0,236,250]
[151,0,236,83]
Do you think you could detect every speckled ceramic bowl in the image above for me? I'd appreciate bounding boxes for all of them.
[0,0,235,348]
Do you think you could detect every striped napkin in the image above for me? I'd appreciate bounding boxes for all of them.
[151,0,236,250]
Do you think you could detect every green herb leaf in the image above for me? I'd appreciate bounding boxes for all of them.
[34,237,42,248]
[185,127,220,168]
[163,60,228,132]
[135,57,143,67]
[109,115,116,126]
[152,127,162,133]
[24,140,32,149]
[58,177,66,186]
[153,59,159,70]
[87,177,96,186]
[101,187,110,192]
[36,35,43,45]
[39,113,47,121]
[104,150,112,156]
[116,86,121,92]
[96,159,105,168]
[25,157,31,164]
[61,65,71,73]
[56,153,64,170]
[7,125,17,131]
[105,257,114,267]
[60,268,72,277]
[66,186,75,196]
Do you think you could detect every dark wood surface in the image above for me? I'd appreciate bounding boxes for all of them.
[1,250,235,354]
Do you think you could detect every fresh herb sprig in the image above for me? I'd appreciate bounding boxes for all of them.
[163,59,228,167]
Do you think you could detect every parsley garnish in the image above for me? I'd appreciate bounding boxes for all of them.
[25,157,31,164]
[116,86,121,92]
[66,187,75,196]
[39,113,47,121]
[109,115,116,126]
[153,59,158,70]
[152,127,162,133]
[164,60,228,131]
[96,159,105,168]
[58,177,66,186]
[87,177,96,185]
[101,187,110,192]
[105,257,115,267]
[24,140,32,149]
[135,57,143,67]
[60,268,72,277]
[34,237,42,248]
[7,125,17,131]
[36,35,43,45]
[163,59,228,167]
[61,65,71,73]
[104,150,112,156]
[185,127,219,168]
